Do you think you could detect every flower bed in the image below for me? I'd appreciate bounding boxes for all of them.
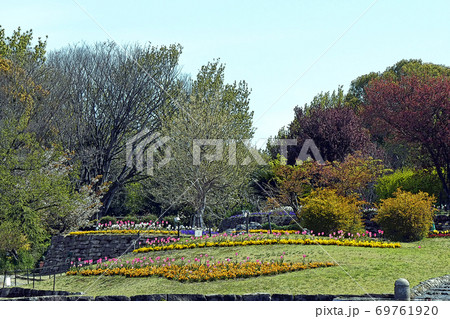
[67,257,337,282]
[133,236,401,254]
[247,229,300,234]
[428,230,450,238]
[68,229,178,236]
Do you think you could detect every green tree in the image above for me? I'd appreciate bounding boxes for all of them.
[375,168,443,202]
[0,121,106,268]
[0,57,105,269]
[0,26,47,67]
[149,61,256,228]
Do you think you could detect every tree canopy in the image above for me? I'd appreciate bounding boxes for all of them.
[149,61,256,227]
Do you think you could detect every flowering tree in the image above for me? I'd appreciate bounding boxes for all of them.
[364,75,450,206]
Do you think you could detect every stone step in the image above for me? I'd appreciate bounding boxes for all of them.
[414,295,450,301]
[428,288,450,293]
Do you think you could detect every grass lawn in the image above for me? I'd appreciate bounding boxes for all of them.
[25,237,449,297]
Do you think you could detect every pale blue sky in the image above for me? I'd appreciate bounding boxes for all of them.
[1,0,450,142]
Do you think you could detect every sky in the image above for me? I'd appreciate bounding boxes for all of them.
[1,0,450,143]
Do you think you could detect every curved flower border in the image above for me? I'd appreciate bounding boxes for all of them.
[133,237,401,254]
[67,260,337,282]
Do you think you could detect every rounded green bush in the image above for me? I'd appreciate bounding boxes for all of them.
[299,188,364,234]
[375,189,437,242]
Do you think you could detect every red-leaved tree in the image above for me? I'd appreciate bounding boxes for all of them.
[287,106,376,164]
[364,75,450,205]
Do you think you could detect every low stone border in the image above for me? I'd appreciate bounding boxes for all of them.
[410,274,450,299]
[0,287,82,299]
[0,289,394,301]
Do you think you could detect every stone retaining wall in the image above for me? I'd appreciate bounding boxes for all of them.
[0,287,81,298]
[41,234,168,275]
[0,288,393,301]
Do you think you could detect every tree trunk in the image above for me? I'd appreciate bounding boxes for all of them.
[193,194,206,228]
[98,182,120,219]
[192,212,205,229]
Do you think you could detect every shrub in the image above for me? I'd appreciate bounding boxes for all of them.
[139,214,159,223]
[260,222,302,231]
[375,189,437,242]
[375,168,442,202]
[122,215,140,223]
[99,216,117,224]
[299,188,364,234]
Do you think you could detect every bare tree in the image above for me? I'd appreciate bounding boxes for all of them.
[47,41,184,217]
